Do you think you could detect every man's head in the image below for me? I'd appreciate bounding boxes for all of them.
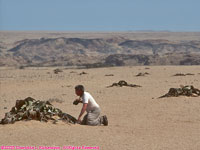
[75,85,84,96]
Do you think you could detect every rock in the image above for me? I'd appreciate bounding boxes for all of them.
[53,68,63,74]
[79,71,87,75]
[173,73,186,76]
[105,74,114,76]
[173,73,195,76]
[135,72,150,77]
[185,73,195,76]
[107,80,141,88]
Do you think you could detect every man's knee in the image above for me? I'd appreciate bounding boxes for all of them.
[86,116,101,126]
[86,120,100,126]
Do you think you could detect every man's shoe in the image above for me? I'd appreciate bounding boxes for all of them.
[103,115,108,126]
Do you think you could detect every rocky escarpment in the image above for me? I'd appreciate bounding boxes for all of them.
[0,36,200,67]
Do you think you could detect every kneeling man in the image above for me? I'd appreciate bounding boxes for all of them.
[74,85,108,126]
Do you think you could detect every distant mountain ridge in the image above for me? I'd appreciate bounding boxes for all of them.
[0,36,200,67]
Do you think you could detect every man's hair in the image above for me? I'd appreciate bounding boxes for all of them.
[75,85,85,91]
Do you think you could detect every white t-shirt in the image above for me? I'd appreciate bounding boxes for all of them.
[81,91,100,112]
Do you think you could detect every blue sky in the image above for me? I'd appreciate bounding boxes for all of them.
[0,0,200,31]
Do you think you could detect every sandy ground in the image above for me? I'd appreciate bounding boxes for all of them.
[1,31,200,45]
[0,66,200,150]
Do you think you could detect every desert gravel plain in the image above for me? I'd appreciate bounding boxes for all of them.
[0,66,200,150]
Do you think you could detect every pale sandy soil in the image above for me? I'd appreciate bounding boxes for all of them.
[1,31,200,45]
[0,66,200,150]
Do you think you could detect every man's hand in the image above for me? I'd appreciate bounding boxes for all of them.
[73,99,80,105]
[73,98,82,105]
[77,117,82,124]
[77,103,88,124]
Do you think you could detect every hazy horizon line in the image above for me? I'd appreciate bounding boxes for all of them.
[1,30,200,33]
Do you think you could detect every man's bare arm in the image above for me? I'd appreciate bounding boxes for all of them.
[78,103,88,121]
